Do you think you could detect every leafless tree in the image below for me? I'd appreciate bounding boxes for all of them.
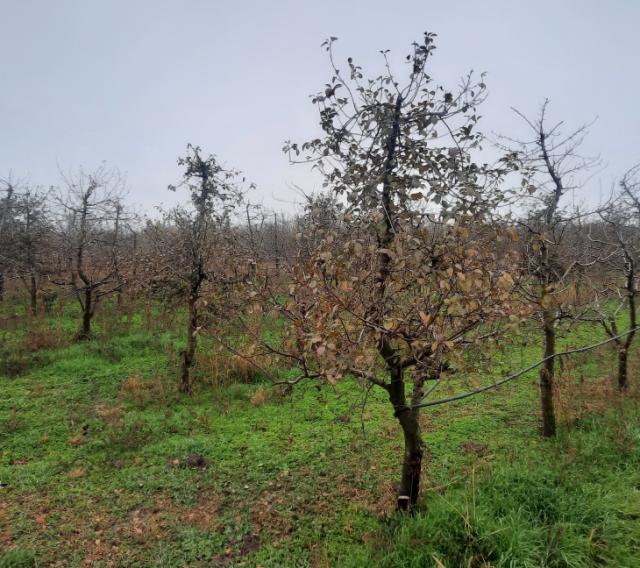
[53,165,128,340]
[0,176,19,302]
[11,186,52,314]
[588,170,640,389]
[620,164,640,219]
[500,100,599,437]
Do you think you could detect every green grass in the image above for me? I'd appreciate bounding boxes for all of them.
[1,297,639,566]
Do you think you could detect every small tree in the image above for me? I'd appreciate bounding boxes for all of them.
[588,169,640,390]
[159,145,246,393]
[0,177,19,303]
[620,164,640,219]
[244,34,522,510]
[501,101,598,437]
[10,187,52,314]
[54,165,127,340]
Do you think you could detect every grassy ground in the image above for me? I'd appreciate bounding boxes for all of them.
[1,298,639,567]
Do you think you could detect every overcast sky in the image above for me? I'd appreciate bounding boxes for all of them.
[1,0,638,213]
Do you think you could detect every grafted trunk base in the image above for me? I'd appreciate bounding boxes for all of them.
[397,440,423,511]
[392,404,424,511]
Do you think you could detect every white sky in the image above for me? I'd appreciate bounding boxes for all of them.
[1,0,638,213]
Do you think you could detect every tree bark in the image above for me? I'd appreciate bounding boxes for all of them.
[387,365,423,511]
[77,287,93,341]
[540,308,556,437]
[619,261,637,391]
[179,294,198,394]
[43,291,56,315]
[29,273,37,315]
[618,347,628,391]
[397,409,423,511]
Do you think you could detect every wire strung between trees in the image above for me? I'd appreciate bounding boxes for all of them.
[409,327,639,411]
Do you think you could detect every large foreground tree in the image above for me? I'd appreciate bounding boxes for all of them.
[243,34,523,510]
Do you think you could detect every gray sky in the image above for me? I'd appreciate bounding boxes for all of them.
[1,0,638,213]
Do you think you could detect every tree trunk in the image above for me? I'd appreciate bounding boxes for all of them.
[397,409,423,511]
[43,291,57,315]
[540,308,556,437]
[387,366,423,511]
[376,95,424,510]
[618,346,628,391]
[29,273,37,315]
[620,264,636,391]
[77,287,93,340]
[179,295,198,394]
